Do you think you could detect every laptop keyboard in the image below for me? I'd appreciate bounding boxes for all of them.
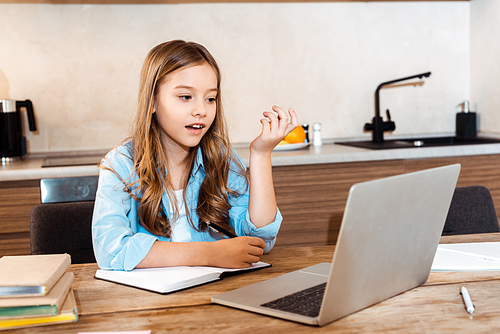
[260,282,326,317]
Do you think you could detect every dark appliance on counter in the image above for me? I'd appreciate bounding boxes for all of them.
[0,99,37,163]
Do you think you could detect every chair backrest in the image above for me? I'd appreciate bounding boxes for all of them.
[443,186,500,236]
[30,201,96,264]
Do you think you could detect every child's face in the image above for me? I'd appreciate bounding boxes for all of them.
[154,63,218,153]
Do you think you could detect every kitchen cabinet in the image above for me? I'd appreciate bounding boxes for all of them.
[273,159,404,247]
[0,152,499,257]
[0,180,40,257]
[273,154,500,248]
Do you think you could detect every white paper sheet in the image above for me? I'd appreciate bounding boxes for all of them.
[431,242,500,271]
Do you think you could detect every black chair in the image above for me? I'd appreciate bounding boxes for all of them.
[30,201,96,264]
[443,186,500,236]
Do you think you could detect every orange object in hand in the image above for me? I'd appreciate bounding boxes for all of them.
[283,126,306,144]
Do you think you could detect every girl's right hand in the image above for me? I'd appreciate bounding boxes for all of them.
[250,106,299,155]
[209,237,265,268]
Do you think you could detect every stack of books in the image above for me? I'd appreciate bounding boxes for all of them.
[0,253,77,330]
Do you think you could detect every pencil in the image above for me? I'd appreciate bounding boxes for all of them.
[207,222,237,238]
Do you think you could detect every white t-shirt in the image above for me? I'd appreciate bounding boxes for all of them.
[170,189,192,242]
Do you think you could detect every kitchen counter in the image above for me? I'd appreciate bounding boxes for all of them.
[237,139,500,166]
[0,158,100,182]
[2,135,500,182]
[3,136,500,257]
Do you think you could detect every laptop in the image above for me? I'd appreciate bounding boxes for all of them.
[212,164,461,326]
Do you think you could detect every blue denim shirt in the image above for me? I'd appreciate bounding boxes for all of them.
[92,143,282,271]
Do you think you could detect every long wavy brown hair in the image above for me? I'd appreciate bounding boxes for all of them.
[101,40,247,238]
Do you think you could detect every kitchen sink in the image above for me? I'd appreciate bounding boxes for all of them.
[336,136,500,150]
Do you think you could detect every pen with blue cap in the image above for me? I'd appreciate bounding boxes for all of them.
[206,221,237,238]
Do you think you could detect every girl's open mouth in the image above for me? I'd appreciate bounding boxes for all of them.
[186,124,205,134]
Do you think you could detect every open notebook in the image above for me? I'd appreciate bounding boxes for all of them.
[95,262,270,294]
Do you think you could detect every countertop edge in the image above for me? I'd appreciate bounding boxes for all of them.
[3,140,500,182]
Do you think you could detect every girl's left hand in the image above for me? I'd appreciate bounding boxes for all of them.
[250,105,299,154]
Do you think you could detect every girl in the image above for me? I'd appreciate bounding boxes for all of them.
[92,40,298,271]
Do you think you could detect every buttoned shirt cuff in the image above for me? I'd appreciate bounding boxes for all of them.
[242,209,282,253]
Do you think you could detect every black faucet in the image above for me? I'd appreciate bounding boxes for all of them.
[364,72,431,143]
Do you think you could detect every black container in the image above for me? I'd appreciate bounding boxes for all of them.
[0,99,37,163]
[456,112,477,138]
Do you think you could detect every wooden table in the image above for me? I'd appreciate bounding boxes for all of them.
[5,234,500,333]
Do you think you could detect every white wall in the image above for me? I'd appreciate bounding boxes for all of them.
[471,0,500,132]
[0,2,470,153]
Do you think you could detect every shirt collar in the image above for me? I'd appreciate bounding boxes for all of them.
[192,147,205,175]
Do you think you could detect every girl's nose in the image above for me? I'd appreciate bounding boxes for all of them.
[192,101,207,117]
